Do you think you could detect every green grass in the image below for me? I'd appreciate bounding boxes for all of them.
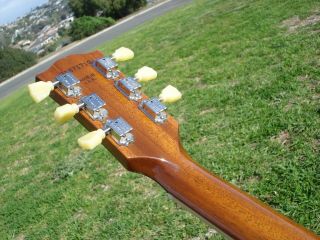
[1,0,320,239]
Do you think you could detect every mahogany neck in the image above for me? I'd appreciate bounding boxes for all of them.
[129,147,318,240]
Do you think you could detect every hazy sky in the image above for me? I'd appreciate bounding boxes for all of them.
[0,0,48,25]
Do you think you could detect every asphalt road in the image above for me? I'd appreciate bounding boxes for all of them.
[0,0,192,100]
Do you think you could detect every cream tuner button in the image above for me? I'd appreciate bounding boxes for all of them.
[112,47,134,62]
[77,129,106,150]
[54,104,80,124]
[28,81,54,103]
[135,66,157,82]
[159,85,182,103]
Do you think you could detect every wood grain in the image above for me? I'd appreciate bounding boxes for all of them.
[36,51,319,240]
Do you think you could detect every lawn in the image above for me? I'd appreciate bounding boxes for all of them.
[0,0,319,239]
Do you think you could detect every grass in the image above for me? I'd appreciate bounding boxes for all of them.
[1,0,320,239]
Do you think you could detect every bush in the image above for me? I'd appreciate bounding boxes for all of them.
[110,0,147,19]
[69,16,115,41]
[0,47,37,83]
[69,0,147,20]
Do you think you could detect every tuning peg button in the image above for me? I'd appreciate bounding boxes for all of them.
[54,103,79,124]
[135,66,157,82]
[53,93,108,124]
[112,47,134,62]
[159,85,182,103]
[77,117,134,150]
[78,129,106,150]
[29,72,81,103]
[28,81,55,103]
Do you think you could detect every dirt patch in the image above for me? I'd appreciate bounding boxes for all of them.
[297,75,319,94]
[281,16,301,29]
[229,79,240,87]
[312,93,320,100]
[110,167,127,177]
[72,211,87,221]
[199,108,215,115]
[177,114,186,124]
[195,136,208,145]
[270,131,290,145]
[284,101,294,112]
[19,167,30,176]
[99,184,110,191]
[15,234,25,240]
[297,75,310,82]
[191,228,217,240]
[312,139,320,152]
[281,14,320,33]
[247,175,262,185]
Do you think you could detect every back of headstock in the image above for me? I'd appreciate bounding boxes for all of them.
[32,49,183,174]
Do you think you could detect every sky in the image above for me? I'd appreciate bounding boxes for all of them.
[0,0,48,25]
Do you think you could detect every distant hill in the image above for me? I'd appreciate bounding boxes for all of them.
[0,0,73,55]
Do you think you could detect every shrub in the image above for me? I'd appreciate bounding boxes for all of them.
[110,0,147,19]
[0,47,37,83]
[69,0,147,20]
[69,16,115,41]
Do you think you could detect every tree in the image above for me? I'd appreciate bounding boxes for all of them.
[110,0,147,19]
[0,47,37,82]
[69,16,115,41]
[68,0,147,20]
[69,0,101,17]
[0,33,6,49]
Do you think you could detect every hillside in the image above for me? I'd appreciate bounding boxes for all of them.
[0,0,319,239]
[0,0,72,54]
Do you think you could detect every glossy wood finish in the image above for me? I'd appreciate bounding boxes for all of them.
[36,51,319,240]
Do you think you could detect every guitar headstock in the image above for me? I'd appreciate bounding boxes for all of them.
[30,49,182,174]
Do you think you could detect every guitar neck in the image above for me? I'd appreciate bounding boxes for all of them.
[33,51,318,240]
[130,147,318,240]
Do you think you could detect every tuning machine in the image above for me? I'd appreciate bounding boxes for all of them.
[93,47,134,80]
[55,72,81,97]
[78,117,134,150]
[104,117,134,146]
[94,57,120,79]
[139,85,182,124]
[114,77,142,101]
[114,66,158,101]
[54,93,108,123]
[79,94,108,121]
[139,98,167,124]
[28,72,81,103]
